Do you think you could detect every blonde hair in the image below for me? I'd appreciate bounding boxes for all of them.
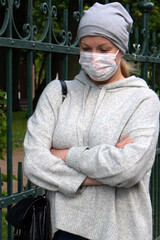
[120,58,136,78]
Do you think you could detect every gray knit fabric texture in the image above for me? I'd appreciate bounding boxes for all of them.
[77,2,133,54]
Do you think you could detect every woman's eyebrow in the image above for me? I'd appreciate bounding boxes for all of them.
[98,43,112,48]
[80,42,90,46]
[81,43,110,47]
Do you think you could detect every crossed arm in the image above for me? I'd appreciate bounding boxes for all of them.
[51,135,134,186]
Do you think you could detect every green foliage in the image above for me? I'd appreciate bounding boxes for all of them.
[2,209,8,239]
[149,5,160,32]
[1,173,7,183]
[33,0,70,39]
[1,190,7,196]
[1,172,17,198]
[0,90,7,160]
[1,173,7,196]
[1,173,17,183]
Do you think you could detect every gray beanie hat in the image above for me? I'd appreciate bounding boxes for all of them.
[77,2,133,54]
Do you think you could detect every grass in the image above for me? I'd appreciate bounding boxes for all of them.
[2,208,8,239]
[12,110,27,150]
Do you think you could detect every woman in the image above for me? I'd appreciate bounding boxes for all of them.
[24,2,160,240]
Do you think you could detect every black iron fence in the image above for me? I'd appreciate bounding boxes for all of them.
[0,0,159,239]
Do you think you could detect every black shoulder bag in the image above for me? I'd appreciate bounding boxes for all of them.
[5,80,68,240]
[6,194,51,240]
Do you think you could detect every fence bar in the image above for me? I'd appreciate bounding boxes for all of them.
[0,187,44,208]
[138,1,154,81]
[154,156,158,237]
[27,51,33,118]
[27,0,33,118]
[0,169,2,240]
[0,38,80,54]
[79,0,83,14]
[6,7,13,199]
[6,2,13,239]
[46,0,52,84]
[63,9,69,80]
[158,154,160,235]
[18,162,23,193]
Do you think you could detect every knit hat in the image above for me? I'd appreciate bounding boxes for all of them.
[77,2,133,54]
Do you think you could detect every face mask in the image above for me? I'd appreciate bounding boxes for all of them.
[79,50,119,82]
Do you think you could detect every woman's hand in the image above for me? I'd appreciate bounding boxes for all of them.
[116,135,134,149]
[82,177,103,186]
[50,148,69,162]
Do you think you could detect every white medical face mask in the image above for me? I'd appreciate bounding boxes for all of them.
[79,50,119,82]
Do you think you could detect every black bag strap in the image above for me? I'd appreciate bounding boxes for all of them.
[59,80,68,102]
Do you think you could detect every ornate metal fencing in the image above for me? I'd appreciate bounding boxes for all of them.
[0,0,159,239]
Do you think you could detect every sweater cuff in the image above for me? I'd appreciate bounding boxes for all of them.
[58,173,86,197]
[66,146,89,172]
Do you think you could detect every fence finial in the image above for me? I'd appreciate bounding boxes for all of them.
[138,0,154,13]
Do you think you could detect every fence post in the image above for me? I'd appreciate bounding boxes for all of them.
[46,0,52,84]
[27,0,33,119]
[137,0,154,81]
[6,1,13,239]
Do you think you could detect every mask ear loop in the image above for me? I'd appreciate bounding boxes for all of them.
[115,49,122,67]
[115,50,119,56]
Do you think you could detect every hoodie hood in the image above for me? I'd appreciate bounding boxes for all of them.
[75,70,149,91]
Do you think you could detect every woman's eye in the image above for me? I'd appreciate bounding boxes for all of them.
[81,48,90,51]
[100,49,108,53]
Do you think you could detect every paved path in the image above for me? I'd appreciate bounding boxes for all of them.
[0,150,27,193]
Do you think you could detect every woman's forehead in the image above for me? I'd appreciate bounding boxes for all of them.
[80,36,117,48]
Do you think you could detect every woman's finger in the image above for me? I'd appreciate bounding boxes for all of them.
[118,135,129,143]
[116,139,134,149]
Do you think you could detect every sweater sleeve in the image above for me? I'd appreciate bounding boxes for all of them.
[66,93,160,188]
[24,80,86,197]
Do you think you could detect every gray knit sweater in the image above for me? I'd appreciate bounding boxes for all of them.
[24,70,160,240]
